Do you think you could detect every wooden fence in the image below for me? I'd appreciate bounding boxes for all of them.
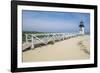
[22,32,81,51]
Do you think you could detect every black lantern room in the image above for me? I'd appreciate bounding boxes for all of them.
[79,20,85,28]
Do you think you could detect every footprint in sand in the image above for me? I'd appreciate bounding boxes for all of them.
[78,41,90,55]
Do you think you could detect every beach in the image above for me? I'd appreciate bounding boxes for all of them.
[22,35,90,62]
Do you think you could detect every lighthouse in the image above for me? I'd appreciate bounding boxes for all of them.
[79,20,85,35]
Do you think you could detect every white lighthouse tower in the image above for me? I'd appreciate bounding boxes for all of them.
[79,20,85,35]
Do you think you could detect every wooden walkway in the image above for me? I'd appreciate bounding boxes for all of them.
[22,42,32,51]
[22,32,81,51]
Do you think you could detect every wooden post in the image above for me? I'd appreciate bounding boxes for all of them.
[46,34,49,44]
[63,33,64,40]
[31,34,34,49]
[60,34,61,40]
[25,34,28,43]
[53,34,55,43]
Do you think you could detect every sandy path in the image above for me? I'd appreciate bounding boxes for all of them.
[22,35,90,62]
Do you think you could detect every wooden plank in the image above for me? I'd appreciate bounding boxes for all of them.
[22,42,31,51]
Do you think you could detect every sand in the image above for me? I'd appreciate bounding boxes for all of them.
[22,35,90,62]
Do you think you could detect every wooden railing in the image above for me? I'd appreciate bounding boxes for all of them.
[22,32,81,51]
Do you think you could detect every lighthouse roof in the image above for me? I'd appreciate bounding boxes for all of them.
[79,24,84,27]
[79,20,85,27]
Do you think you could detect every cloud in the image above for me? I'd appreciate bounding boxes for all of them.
[23,17,79,32]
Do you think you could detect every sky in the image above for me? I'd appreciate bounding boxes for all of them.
[22,10,90,33]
